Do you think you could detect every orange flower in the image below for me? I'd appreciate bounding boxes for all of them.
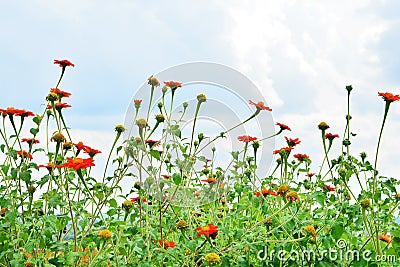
[0,107,34,117]
[201,178,217,184]
[285,137,300,147]
[273,146,294,154]
[379,234,393,243]
[83,147,102,158]
[47,103,71,110]
[57,158,95,170]
[164,81,182,89]
[195,224,218,236]
[130,196,140,202]
[54,59,74,68]
[38,163,55,172]
[50,88,71,98]
[21,138,39,144]
[17,150,32,160]
[255,188,278,197]
[378,92,400,102]
[325,133,339,140]
[155,240,176,249]
[293,153,310,161]
[324,185,335,192]
[276,122,291,131]
[237,135,257,143]
[249,100,272,111]
[74,141,88,151]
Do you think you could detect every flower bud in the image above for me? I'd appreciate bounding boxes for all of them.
[197,94,207,103]
[51,132,66,143]
[318,122,330,130]
[136,119,148,129]
[359,199,371,209]
[155,114,165,123]
[148,76,160,87]
[345,85,353,92]
[115,124,126,133]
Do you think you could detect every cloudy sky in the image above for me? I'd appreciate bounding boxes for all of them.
[1,1,399,186]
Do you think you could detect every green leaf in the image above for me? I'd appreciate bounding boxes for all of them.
[330,223,344,240]
[20,171,31,183]
[1,165,9,175]
[108,198,118,208]
[149,150,160,160]
[11,168,18,179]
[230,151,239,160]
[30,127,39,136]
[172,173,181,185]
[33,115,43,125]
[315,192,326,206]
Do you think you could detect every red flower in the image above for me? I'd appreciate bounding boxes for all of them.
[285,137,301,147]
[201,178,217,184]
[17,150,32,160]
[57,158,95,170]
[0,107,22,116]
[378,92,400,102]
[50,88,71,98]
[273,146,294,154]
[83,147,102,158]
[0,107,34,117]
[38,162,55,171]
[195,224,218,236]
[47,103,72,110]
[249,100,272,111]
[325,133,339,140]
[237,135,257,143]
[325,185,335,192]
[19,110,35,117]
[130,196,140,202]
[155,240,176,249]
[54,59,75,68]
[164,81,182,89]
[21,138,40,144]
[134,99,142,109]
[306,173,315,177]
[276,122,291,131]
[162,175,171,179]
[255,188,278,197]
[293,153,310,161]
[74,141,89,151]
[379,234,393,243]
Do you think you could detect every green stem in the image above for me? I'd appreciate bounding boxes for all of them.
[102,132,122,183]
[189,101,202,155]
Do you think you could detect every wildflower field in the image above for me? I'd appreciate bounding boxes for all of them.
[0,60,399,267]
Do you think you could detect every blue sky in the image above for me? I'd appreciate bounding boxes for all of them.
[1,1,399,183]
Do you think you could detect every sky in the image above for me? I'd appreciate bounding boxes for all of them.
[0,0,399,192]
